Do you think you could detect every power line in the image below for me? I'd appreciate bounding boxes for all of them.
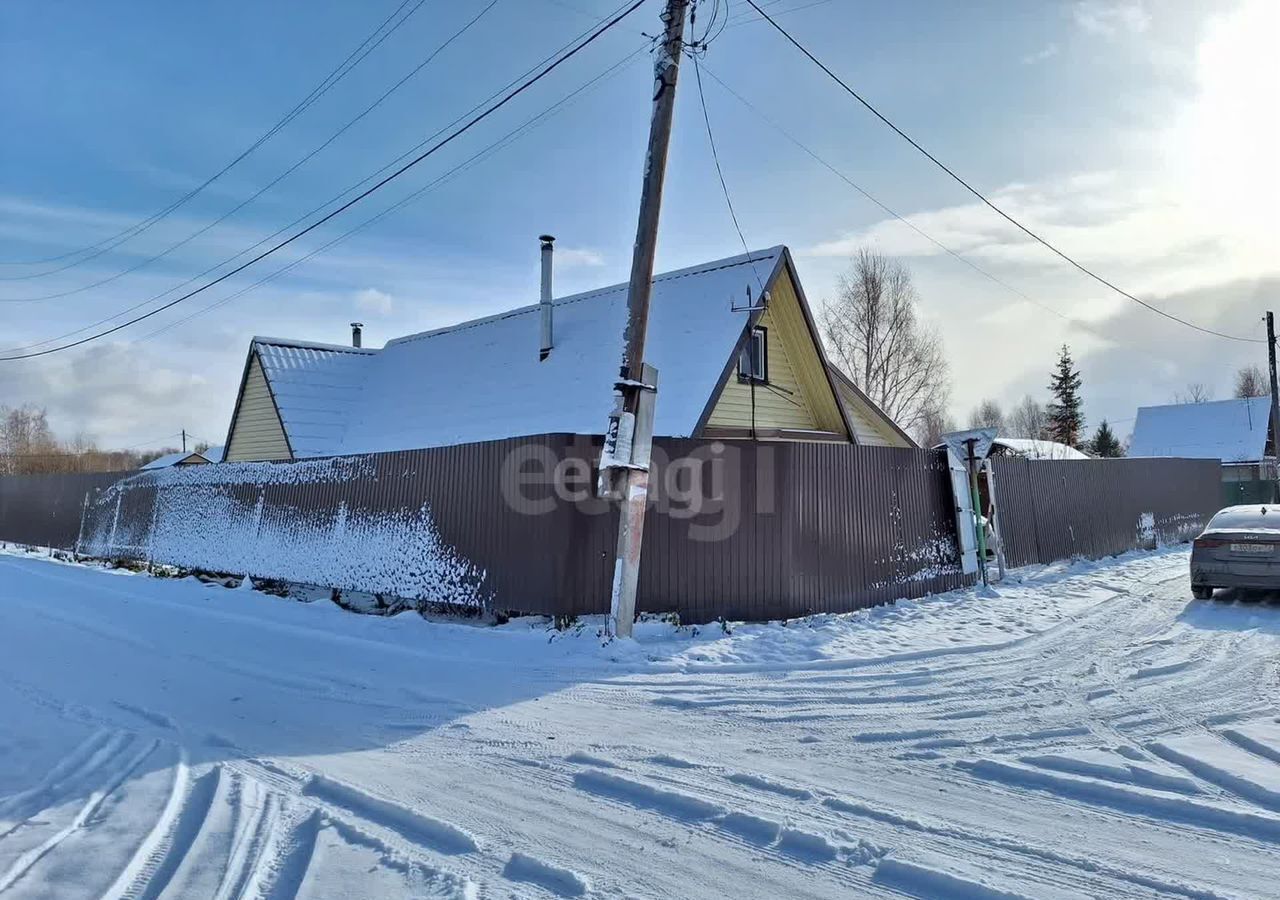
[133,44,650,344]
[724,0,834,29]
[700,65,1206,373]
[0,0,647,361]
[690,53,764,291]
[0,0,646,356]
[2,1,500,304]
[0,0,430,274]
[742,0,1263,345]
[697,66,1118,341]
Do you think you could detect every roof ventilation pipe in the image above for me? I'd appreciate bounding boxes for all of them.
[350,322,363,348]
[539,235,555,360]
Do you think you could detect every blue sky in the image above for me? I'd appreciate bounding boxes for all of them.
[1,0,1276,449]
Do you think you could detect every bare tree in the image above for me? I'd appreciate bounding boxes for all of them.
[914,403,956,447]
[1173,382,1213,404]
[821,249,950,438]
[1234,364,1267,399]
[968,399,1005,432]
[1007,395,1047,439]
[0,405,157,475]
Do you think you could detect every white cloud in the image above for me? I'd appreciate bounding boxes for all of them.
[1021,43,1060,65]
[354,287,394,316]
[1164,0,1280,239]
[1073,1,1151,37]
[0,342,227,450]
[554,247,606,268]
[802,1,1280,430]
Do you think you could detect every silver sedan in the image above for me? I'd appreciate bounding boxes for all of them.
[1190,505,1280,599]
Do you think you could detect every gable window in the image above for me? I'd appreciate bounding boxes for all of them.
[738,326,768,383]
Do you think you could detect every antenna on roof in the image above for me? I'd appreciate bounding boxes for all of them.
[350,322,363,348]
[730,284,768,313]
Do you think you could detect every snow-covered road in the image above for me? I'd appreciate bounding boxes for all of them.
[1,546,1278,899]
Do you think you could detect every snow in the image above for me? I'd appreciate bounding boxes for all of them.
[252,341,377,459]
[250,248,787,458]
[1201,504,1280,535]
[79,456,488,609]
[140,447,224,470]
[1129,395,1273,463]
[992,438,1091,460]
[2,543,1280,897]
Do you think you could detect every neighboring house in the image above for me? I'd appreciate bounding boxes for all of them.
[1129,396,1274,501]
[990,438,1090,460]
[140,445,224,470]
[222,247,915,462]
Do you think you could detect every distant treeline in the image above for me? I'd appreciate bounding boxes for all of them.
[0,405,197,476]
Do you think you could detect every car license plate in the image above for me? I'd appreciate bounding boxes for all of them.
[1231,543,1274,554]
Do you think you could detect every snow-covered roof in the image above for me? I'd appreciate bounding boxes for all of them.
[1129,396,1272,463]
[140,446,222,470]
[993,438,1091,460]
[254,341,378,458]
[140,451,191,470]
[249,247,791,458]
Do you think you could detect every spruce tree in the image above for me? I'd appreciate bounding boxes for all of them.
[1090,419,1122,457]
[1046,344,1084,447]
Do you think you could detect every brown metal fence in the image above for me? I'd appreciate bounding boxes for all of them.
[0,470,130,550]
[990,456,1220,568]
[0,438,1222,623]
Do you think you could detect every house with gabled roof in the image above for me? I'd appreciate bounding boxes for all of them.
[140,446,224,470]
[1129,395,1274,502]
[222,246,913,462]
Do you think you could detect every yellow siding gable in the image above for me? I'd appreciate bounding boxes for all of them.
[225,354,292,462]
[705,267,847,437]
[832,377,911,447]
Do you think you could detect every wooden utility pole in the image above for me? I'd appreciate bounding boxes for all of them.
[181,429,187,453]
[601,0,689,639]
[1266,312,1280,501]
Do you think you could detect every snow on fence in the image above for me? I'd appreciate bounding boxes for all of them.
[77,454,489,611]
[0,437,1222,622]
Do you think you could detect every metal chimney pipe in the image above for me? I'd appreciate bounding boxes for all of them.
[539,235,555,360]
[350,322,363,348]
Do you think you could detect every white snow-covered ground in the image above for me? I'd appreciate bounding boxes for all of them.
[1,544,1279,899]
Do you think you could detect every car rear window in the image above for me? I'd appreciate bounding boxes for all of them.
[1207,506,1280,531]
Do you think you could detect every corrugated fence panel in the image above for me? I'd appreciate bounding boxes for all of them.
[0,471,130,550]
[991,456,1220,568]
[0,440,1222,624]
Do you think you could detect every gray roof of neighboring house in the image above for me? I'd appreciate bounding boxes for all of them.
[1128,396,1272,463]
[248,247,804,458]
[140,445,224,470]
[993,438,1091,460]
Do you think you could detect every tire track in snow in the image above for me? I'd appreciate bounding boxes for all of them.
[627,739,1231,900]
[0,736,158,893]
[0,730,135,841]
[214,777,281,900]
[550,715,1234,900]
[502,851,590,897]
[0,728,114,833]
[556,759,884,892]
[560,750,1144,899]
[959,757,1280,844]
[301,774,479,855]
[101,751,222,900]
[240,807,321,900]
